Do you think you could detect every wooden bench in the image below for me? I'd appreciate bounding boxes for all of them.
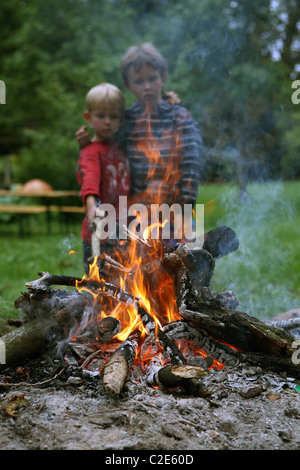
[0,204,85,214]
[0,204,49,214]
[0,204,85,234]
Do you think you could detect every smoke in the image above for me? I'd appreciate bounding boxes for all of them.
[61,233,82,257]
[209,181,298,319]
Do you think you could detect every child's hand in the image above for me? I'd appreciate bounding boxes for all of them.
[95,205,105,219]
[86,195,97,225]
[75,125,91,148]
[164,91,181,104]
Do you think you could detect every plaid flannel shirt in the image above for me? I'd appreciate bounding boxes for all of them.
[122,101,202,206]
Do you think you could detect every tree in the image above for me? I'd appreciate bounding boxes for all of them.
[138,0,299,182]
[0,0,299,188]
[0,0,137,188]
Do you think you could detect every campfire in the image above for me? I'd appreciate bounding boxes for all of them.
[1,222,299,398]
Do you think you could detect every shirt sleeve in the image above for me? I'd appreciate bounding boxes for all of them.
[77,145,101,206]
[176,107,202,204]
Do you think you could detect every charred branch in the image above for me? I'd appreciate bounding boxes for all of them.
[163,320,300,378]
[202,225,239,259]
[101,329,141,396]
[137,301,186,365]
[178,297,295,357]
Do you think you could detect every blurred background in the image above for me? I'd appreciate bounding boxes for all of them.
[0,0,299,189]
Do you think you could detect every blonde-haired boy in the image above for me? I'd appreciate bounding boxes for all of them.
[77,83,130,273]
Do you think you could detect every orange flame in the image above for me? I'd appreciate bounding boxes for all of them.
[71,110,236,371]
[74,109,183,343]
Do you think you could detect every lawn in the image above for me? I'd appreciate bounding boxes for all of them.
[197,180,300,320]
[0,214,84,334]
[0,181,299,335]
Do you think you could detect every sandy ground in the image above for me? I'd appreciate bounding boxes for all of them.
[1,350,299,452]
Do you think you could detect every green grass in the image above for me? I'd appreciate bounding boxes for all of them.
[197,180,300,320]
[0,181,299,335]
[0,215,84,334]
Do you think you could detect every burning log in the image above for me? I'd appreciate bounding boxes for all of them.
[151,364,208,390]
[97,317,120,343]
[101,329,141,396]
[162,243,293,351]
[100,301,188,395]
[177,287,295,357]
[162,320,241,367]
[162,320,300,378]
[137,301,186,365]
[162,243,300,377]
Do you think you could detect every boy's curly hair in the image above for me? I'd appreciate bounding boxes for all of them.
[120,43,168,86]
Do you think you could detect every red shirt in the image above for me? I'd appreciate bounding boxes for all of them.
[77,141,130,243]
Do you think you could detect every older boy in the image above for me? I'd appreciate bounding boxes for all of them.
[76,83,130,272]
[120,43,202,209]
[76,44,202,246]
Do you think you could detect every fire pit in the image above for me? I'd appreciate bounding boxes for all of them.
[1,224,300,450]
[1,224,299,392]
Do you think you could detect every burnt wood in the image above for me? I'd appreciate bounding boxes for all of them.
[202,225,239,259]
[137,301,186,365]
[101,329,141,396]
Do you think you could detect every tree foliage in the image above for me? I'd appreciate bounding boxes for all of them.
[0,0,299,188]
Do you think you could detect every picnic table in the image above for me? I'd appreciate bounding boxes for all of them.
[0,189,85,234]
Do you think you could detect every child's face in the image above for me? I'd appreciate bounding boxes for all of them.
[125,64,167,109]
[84,105,121,142]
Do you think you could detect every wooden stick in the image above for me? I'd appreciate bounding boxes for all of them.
[25,271,83,288]
[25,272,134,304]
[101,329,141,396]
[121,225,152,249]
[0,366,66,388]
